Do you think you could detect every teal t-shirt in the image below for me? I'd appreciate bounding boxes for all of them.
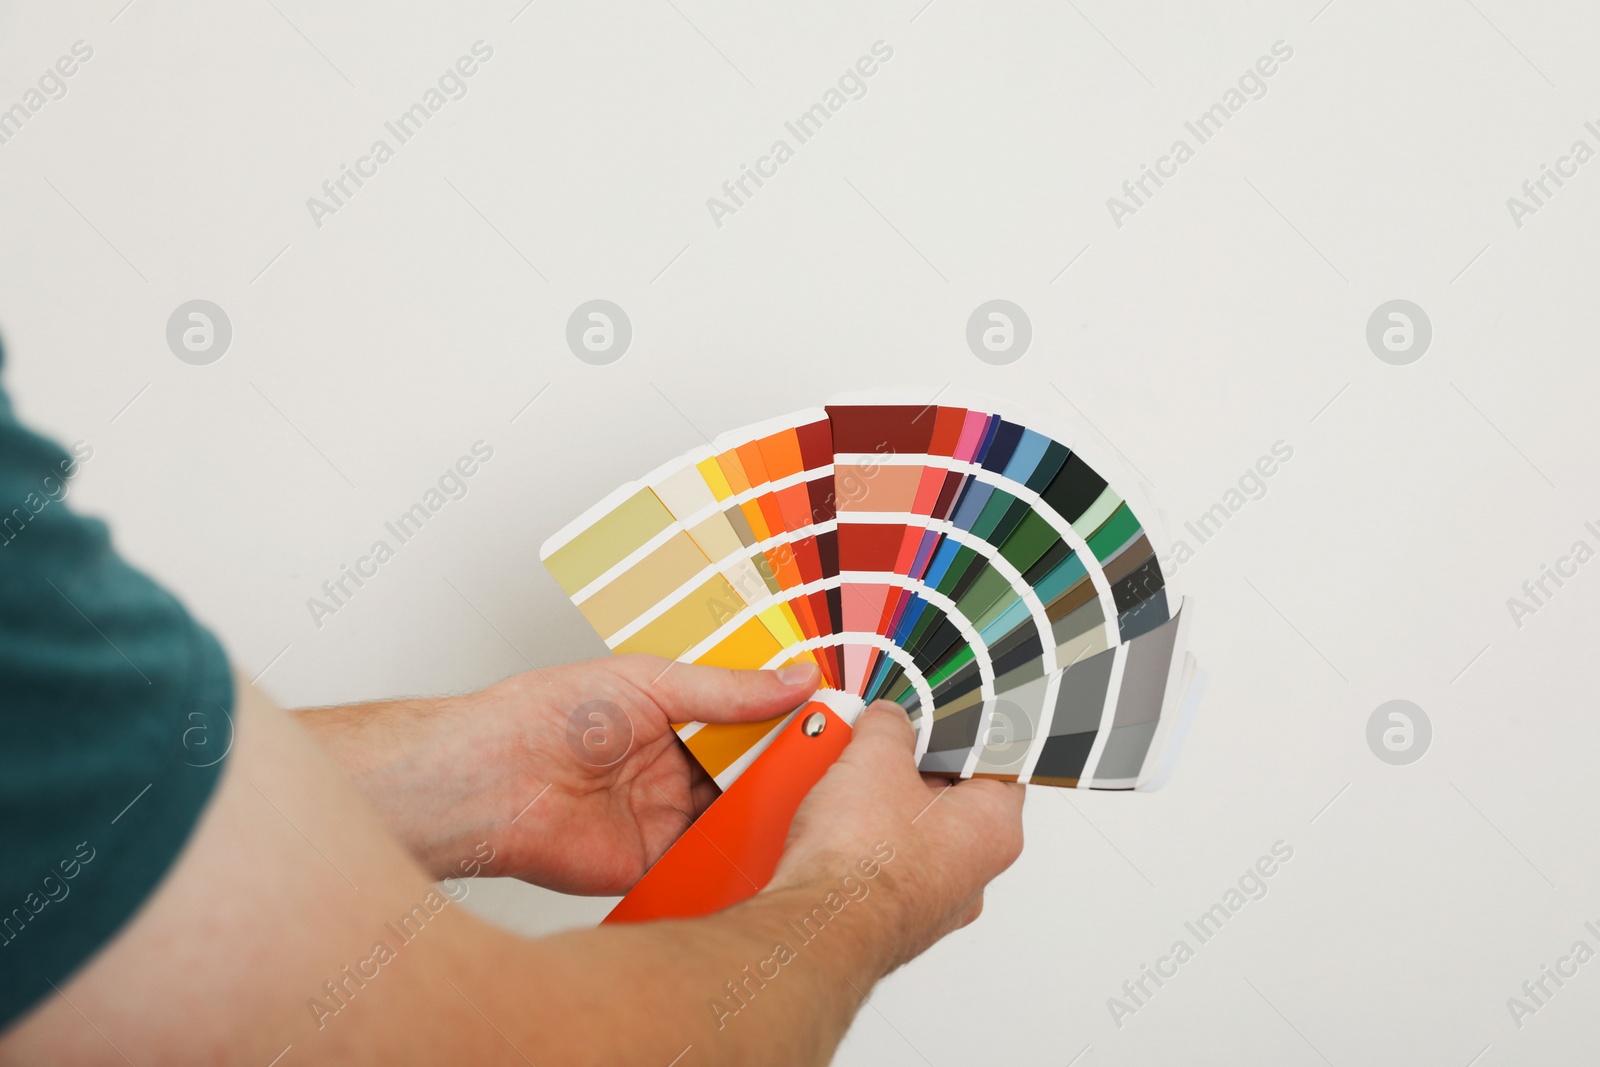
[0,353,231,1030]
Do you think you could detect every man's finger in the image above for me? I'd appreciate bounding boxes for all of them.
[840,700,919,770]
[621,655,821,725]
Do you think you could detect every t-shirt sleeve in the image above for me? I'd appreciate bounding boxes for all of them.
[0,371,232,1030]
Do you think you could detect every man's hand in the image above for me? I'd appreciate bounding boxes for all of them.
[768,700,1025,971]
[296,655,823,893]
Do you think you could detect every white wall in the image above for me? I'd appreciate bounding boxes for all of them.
[3,1,1598,1062]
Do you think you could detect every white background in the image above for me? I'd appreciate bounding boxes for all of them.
[4,1,1599,1063]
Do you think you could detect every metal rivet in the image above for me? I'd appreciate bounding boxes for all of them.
[801,711,827,737]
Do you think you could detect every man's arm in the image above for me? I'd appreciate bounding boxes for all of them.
[0,674,1021,1066]
[283,656,832,892]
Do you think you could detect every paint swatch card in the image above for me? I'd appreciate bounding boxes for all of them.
[540,402,1201,791]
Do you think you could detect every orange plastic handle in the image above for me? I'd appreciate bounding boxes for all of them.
[603,701,851,924]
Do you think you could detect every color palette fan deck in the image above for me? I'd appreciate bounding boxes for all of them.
[542,403,1200,793]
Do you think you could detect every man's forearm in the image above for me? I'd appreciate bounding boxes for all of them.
[485,873,903,1066]
[293,695,492,879]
